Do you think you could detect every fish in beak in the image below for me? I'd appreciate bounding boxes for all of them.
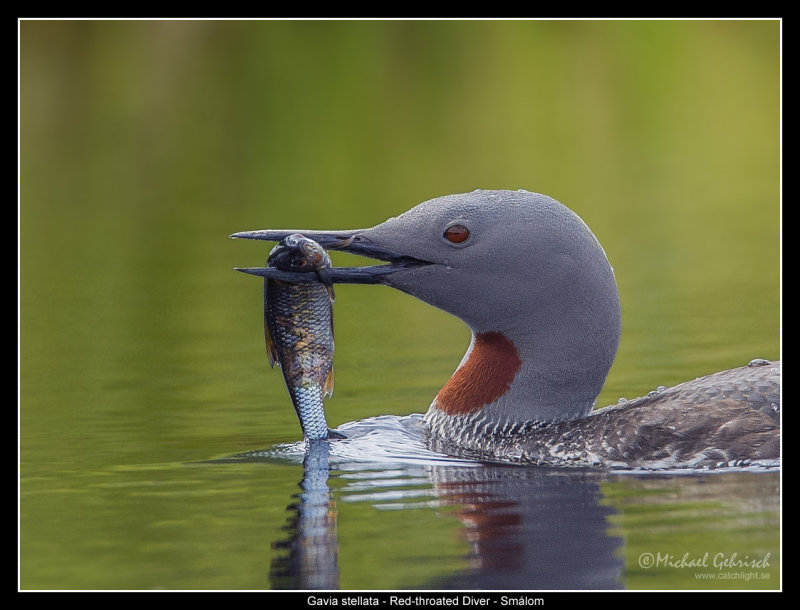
[231,228,432,285]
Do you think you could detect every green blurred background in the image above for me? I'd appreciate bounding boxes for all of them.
[20,19,780,590]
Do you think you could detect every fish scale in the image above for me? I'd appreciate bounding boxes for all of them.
[261,233,344,441]
[265,279,335,440]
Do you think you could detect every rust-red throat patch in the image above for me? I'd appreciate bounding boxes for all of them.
[434,331,521,415]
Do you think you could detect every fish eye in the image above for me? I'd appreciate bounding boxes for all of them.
[443,224,470,244]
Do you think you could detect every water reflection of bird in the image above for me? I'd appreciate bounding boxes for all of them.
[422,465,624,589]
[257,439,625,590]
[233,190,780,469]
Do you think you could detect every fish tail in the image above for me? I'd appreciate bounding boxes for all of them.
[290,384,332,441]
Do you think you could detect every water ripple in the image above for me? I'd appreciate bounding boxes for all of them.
[234,413,481,468]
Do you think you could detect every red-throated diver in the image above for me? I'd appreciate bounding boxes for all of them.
[232,190,780,469]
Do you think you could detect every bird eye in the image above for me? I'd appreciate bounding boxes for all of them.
[444,224,470,244]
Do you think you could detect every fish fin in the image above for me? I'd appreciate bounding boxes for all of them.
[323,367,334,398]
[265,324,280,368]
[330,235,355,250]
[264,281,280,368]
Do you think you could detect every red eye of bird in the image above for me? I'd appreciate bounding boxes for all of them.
[444,224,470,244]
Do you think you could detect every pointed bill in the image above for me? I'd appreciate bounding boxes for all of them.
[232,228,432,285]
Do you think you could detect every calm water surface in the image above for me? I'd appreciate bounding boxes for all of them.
[20,20,780,591]
[21,407,780,591]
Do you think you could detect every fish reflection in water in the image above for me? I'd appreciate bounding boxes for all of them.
[269,440,340,590]
[242,415,625,590]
